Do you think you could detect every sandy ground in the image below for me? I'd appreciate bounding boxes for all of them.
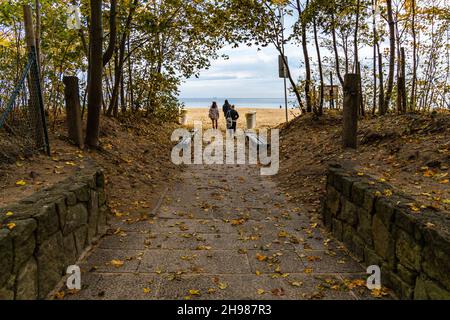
[185,108,300,130]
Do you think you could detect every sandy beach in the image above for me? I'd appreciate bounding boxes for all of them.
[184,107,300,130]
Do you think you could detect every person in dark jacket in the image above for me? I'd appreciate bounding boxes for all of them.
[228,105,239,133]
[222,100,231,116]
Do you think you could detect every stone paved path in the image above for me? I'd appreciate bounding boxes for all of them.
[61,161,380,300]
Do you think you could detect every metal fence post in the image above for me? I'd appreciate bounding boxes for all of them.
[23,4,50,155]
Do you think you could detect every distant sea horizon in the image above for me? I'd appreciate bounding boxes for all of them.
[179,97,297,109]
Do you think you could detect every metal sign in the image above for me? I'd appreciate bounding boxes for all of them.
[278,55,288,78]
[322,85,340,101]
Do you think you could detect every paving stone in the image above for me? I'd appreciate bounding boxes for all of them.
[156,274,355,300]
[99,232,162,250]
[156,218,236,234]
[64,273,160,300]
[297,249,365,274]
[139,249,252,274]
[246,250,304,274]
[80,248,143,273]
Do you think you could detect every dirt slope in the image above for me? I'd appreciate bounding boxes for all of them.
[277,111,450,218]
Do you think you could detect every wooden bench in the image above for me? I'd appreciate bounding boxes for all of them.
[179,128,199,147]
[245,130,269,149]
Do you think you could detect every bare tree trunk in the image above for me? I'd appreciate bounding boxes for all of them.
[353,0,361,72]
[372,0,377,115]
[313,16,324,116]
[383,0,395,113]
[106,0,138,117]
[410,0,417,111]
[120,70,126,114]
[112,45,120,117]
[103,0,117,66]
[331,11,344,87]
[85,0,103,148]
[357,62,364,116]
[344,35,349,74]
[378,50,385,114]
[297,0,312,112]
[127,36,135,112]
[397,47,407,113]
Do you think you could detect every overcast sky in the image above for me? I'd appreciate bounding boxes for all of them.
[179,43,302,99]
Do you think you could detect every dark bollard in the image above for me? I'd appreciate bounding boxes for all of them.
[63,76,84,149]
[342,73,360,149]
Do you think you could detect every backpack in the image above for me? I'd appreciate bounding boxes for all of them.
[226,110,233,129]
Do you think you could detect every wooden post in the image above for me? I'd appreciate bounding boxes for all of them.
[63,76,84,149]
[35,0,41,73]
[343,74,360,149]
[23,5,36,50]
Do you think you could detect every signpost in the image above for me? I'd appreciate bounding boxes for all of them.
[322,85,339,102]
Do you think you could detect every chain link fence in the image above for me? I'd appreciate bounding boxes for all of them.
[0,50,50,164]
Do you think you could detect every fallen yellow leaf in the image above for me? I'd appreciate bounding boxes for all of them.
[371,288,389,298]
[290,281,302,287]
[16,180,26,186]
[7,223,16,230]
[218,282,228,290]
[423,170,435,177]
[257,289,265,295]
[256,253,267,262]
[278,230,289,238]
[196,245,212,250]
[189,289,201,296]
[230,219,245,226]
[110,259,124,268]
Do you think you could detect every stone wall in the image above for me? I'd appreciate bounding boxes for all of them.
[322,164,450,300]
[0,167,109,300]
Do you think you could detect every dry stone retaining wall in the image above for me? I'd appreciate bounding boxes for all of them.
[0,167,108,300]
[322,164,450,300]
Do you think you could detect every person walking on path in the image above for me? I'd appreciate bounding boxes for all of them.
[209,102,220,129]
[227,105,239,134]
[222,100,231,118]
